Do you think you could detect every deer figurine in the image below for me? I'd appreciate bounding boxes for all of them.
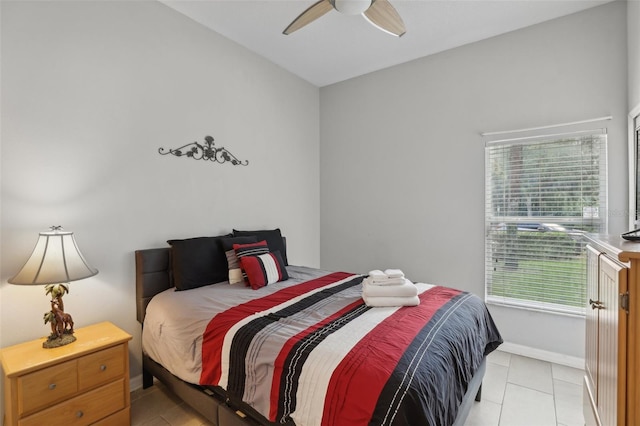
[50,300,74,338]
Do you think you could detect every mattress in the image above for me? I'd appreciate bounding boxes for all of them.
[142,265,502,426]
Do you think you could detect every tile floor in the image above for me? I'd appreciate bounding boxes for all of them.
[464,351,584,426]
[130,350,585,426]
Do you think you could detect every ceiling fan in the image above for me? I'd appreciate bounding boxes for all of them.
[283,0,406,37]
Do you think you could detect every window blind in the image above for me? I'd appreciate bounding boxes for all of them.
[485,130,607,315]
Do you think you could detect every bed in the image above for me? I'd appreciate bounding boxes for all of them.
[135,232,502,426]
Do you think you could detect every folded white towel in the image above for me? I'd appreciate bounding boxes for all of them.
[363,276,405,286]
[362,294,420,307]
[368,270,387,280]
[384,269,404,279]
[363,279,417,297]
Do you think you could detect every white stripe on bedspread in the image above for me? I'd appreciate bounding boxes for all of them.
[290,306,398,425]
[290,283,434,426]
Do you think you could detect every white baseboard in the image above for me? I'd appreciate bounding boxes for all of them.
[130,374,143,392]
[498,341,585,370]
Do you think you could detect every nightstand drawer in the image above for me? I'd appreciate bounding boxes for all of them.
[92,407,130,426]
[18,359,78,415]
[78,345,125,391]
[19,379,126,426]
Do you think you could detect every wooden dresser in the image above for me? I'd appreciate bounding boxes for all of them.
[584,235,640,426]
[1,321,132,426]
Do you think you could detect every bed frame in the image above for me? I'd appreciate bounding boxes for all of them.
[135,247,485,426]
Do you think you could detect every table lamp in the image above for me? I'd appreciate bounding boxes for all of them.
[8,226,98,348]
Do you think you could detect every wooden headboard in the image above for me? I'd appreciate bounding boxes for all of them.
[135,248,172,324]
[135,237,285,325]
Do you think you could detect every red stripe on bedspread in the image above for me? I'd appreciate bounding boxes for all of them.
[268,299,364,421]
[322,286,462,426]
[199,271,354,385]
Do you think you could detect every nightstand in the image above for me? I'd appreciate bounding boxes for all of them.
[1,321,132,426]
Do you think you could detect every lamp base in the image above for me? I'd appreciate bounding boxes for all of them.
[43,290,76,349]
[43,331,76,349]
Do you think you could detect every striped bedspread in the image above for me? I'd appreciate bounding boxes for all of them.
[198,272,502,426]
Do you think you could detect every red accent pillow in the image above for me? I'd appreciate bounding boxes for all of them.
[238,251,289,290]
[233,240,270,286]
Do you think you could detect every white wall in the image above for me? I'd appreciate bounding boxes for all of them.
[630,0,640,110]
[0,0,320,382]
[0,0,633,395]
[320,1,628,358]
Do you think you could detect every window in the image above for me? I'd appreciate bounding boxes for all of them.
[634,114,640,226]
[485,130,607,315]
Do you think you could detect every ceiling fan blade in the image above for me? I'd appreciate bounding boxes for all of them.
[363,0,406,37]
[283,0,334,35]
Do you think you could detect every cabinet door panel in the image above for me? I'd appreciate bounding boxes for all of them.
[585,245,600,402]
[598,255,627,426]
[584,376,601,426]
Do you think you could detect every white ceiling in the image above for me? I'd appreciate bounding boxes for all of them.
[160,0,613,87]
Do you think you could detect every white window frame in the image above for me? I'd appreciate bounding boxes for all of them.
[483,118,609,316]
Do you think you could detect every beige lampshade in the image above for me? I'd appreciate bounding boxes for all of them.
[8,227,98,285]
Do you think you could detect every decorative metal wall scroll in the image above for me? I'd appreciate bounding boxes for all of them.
[159,135,248,166]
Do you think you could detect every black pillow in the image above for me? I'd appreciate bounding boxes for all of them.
[219,235,258,252]
[233,228,288,265]
[167,234,232,290]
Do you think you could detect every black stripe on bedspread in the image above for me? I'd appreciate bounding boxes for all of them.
[370,292,502,426]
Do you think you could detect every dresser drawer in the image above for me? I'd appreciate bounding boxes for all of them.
[78,345,125,391]
[19,379,126,426]
[91,406,130,426]
[17,359,78,415]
